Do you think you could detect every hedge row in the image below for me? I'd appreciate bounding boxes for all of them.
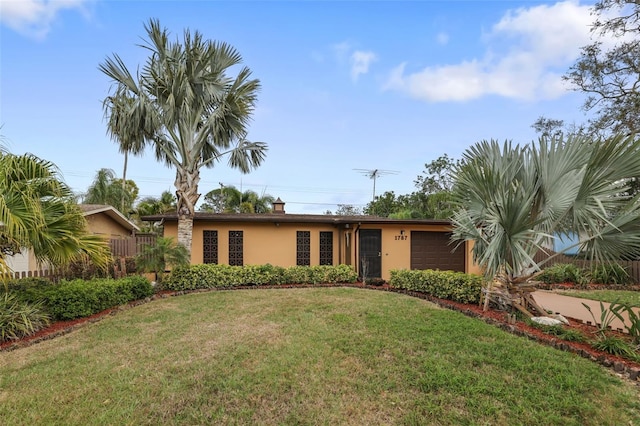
[164,264,358,291]
[537,262,633,285]
[7,276,154,321]
[389,269,484,304]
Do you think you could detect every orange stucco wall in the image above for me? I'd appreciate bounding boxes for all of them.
[168,221,340,268]
[164,219,481,281]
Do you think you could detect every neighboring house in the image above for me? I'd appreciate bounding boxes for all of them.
[143,199,480,281]
[78,204,139,239]
[7,204,139,277]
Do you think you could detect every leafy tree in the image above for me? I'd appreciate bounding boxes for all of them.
[365,190,451,219]
[334,204,362,216]
[564,0,640,135]
[113,178,139,208]
[531,116,587,139]
[414,154,459,195]
[364,191,404,217]
[362,155,460,219]
[200,185,274,213]
[136,236,189,283]
[84,168,138,214]
[0,147,111,281]
[452,135,640,316]
[413,154,460,219]
[100,19,267,259]
[364,191,422,218]
[531,116,565,138]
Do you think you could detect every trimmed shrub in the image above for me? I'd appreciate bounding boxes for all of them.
[283,266,312,284]
[30,276,154,321]
[44,279,103,320]
[122,275,155,300]
[325,264,359,284]
[165,264,238,290]
[164,264,358,290]
[6,278,53,304]
[389,269,484,304]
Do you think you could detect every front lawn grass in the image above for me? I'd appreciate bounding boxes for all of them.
[557,289,640,307]
[2,287,639,425]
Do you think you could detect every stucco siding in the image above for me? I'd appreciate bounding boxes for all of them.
[189,221,339,267]
[162,219,478,281]
[85,214,132,238]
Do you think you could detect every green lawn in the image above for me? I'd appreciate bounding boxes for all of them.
[2,288,639,425]
[557,289,640,307]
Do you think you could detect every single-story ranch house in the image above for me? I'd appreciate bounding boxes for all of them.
[144,199,481,281]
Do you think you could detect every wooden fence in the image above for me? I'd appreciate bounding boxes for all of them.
[109,234,156,258]
[9,269,57,280]
[533,250,640,284]
[9,234,157,281]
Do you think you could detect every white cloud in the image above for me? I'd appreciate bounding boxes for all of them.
[384,0,595,102]
[0,0,91,39]
[350,50,377,82]
[329,41,378,82]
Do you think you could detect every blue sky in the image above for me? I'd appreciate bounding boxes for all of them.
[1,0,601,214]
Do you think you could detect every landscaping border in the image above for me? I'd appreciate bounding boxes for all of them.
[3,283,640,384]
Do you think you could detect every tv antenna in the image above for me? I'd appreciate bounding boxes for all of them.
[354,168,399,201]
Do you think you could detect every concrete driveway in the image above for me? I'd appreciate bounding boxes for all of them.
[532,290,639,333]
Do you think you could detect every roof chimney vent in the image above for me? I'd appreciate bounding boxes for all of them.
[272,197,285,214]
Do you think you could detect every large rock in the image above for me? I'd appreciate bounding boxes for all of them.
[551,314,569,325]
[531,316,563,326]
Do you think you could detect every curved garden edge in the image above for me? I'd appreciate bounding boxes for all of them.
[3,282,640,385]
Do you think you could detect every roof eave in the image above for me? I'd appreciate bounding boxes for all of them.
[141,213,451,226]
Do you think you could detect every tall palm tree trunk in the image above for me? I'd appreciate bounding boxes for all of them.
[175,167,201,259]
[121,151,128,213]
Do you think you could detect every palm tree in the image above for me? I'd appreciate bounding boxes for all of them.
[243,189,275,213]
[0,149,111,280]
[136,190,177,217]
[136,236,189,283]
[83,168,114,204]
[84,168,137,214]
[100,19,267,259]
[134,191,177,232]
[200,185,274,213]
[452,135,640,316]
[103,93,146,213]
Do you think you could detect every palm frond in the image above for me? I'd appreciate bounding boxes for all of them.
[452,134,640,281]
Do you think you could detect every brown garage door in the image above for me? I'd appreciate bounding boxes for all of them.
[410,231,465,272]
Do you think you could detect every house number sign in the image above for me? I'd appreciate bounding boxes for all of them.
[395,235,408,241]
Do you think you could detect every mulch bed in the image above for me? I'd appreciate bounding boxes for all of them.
[3,283,640,384]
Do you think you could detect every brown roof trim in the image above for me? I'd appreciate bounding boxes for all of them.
[141,212,451,226]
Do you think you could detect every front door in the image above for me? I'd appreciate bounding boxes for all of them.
[359,229,382,279]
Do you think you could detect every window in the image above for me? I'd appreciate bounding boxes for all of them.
[229,230,243,266]
[203,230,218,264]
[319,231,333,265]
[296,231,310,266]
